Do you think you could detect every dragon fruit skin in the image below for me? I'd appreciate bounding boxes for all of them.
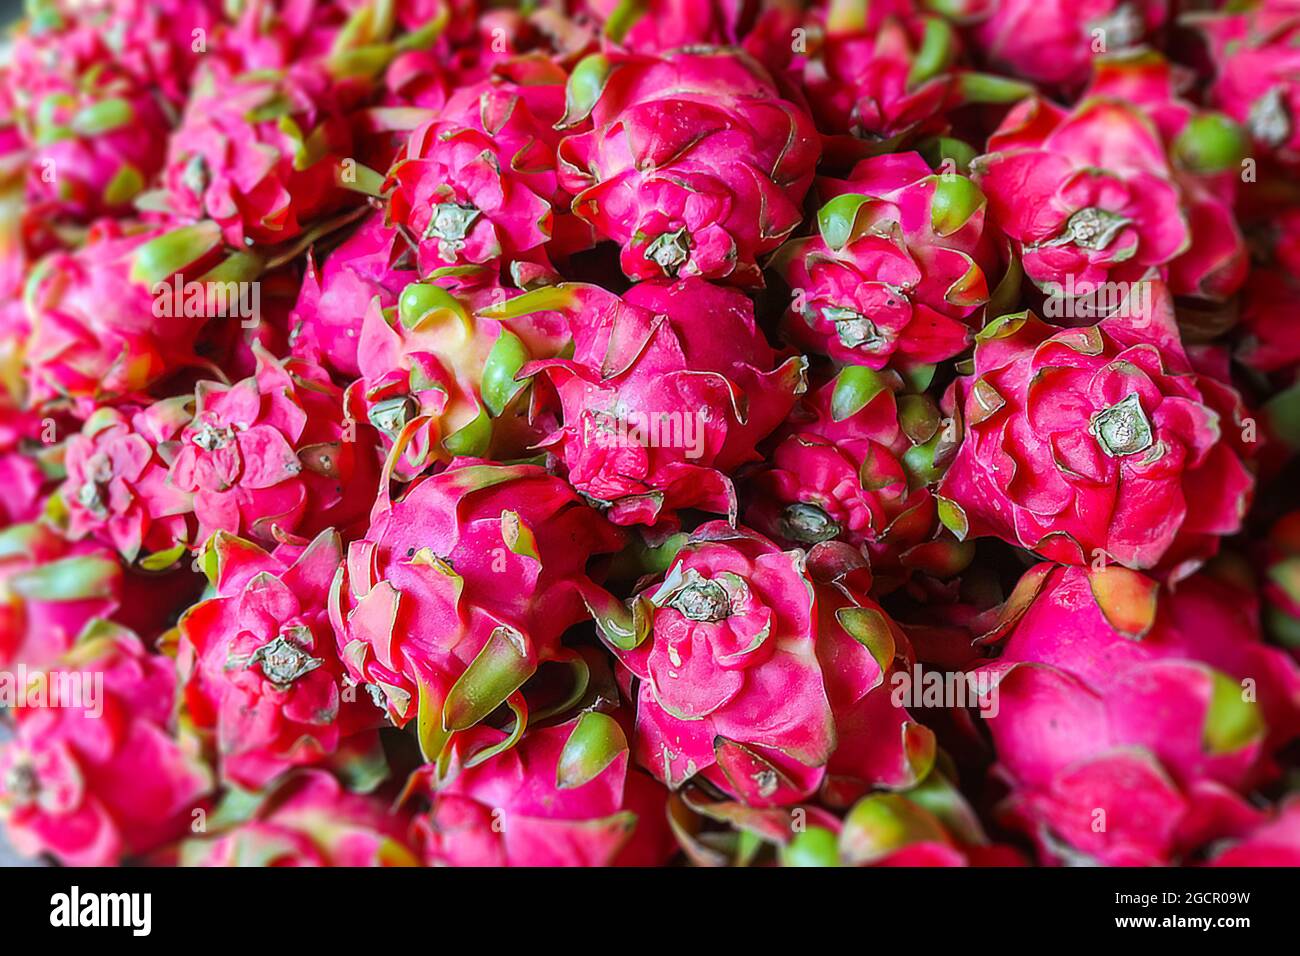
[348,278,570,478]
[178,530,376,790]
[0,523,122,671]
[163,63,355,248]
[936,293,1255,578]
[289,212,417,379]
[23,219,234,410]
[972,94,1190,294]
[411,713,675,866]
[492,278,807,528]
[61,402,194,562]
[775,151,991,371]
[972,564,1300,865]
[386,61,580,279]
[178,769,418,867]
[607,523,930,807]
[965,0,1166,88]
[329,459,624,740]
[0,624,213,866]
[743,368,939,580]
[557,48,820,286]
[1207,797,1300,866]
[168,346,380,547]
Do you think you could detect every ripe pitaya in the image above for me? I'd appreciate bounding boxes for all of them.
[1261,510,1300,651]
[0,622,212,866]
[168,345,379,547]
[595,523,932,806]
[410,712,675,866]
[385,59,580,279]
[1206,797,1300,866]
[178,769,417,866]
[936,291,1255,579]
[178,529,375,789]
[289,212,417,379]
[743,367,942,584]
[60,401,194,563]
[557,48,820,286]
[328,459,624,751]
[0,522,121,671]
[0,397,55,527]
[774,151,991,370]
[23,219,247,410]
[348,278,569,480]
[964,0,1166,88]
[484,278,807,527]
[971,564,1300,865]
[162,63,356,247]
[971,94,1190,295]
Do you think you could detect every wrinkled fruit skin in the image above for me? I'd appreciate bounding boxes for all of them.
[179,530,377,790]
[329,459,624,734]
[558,48,819,286]
[974,565,1300,865]
[776,151,991,370]
[937,294,1254,578]
[0,626,212,866]
[411,714,674,866]
[514,278,806,528]
[609,523,929,807]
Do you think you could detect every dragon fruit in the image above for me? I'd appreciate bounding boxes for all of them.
[484,278,807,527]
[162,62,356,247]
[60,401,194,563]
[742,367,942,584]
[1261,510,1300,651]
[936,290,1255,578]
[0,622,212,866]
[410,713,675,866]
[0,521,122,671]
[964,0,1166,88]
[289,212,417,379]
[1206,797,1300,866]
[774,151,991,370]
[168,345,379,547]
[556,48,820,286]
[178,769,417,866]
[971,563,1300,865]
[971,93,1191,295]
[178,529,375,789]
[23,218,247,410]
[328,459,624,748]
[385,59,580,280]
[0,398,55,527]
[596,522,932,806]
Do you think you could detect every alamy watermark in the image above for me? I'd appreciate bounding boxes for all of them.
[152,275,261,329]
[0,667,103,718]
[1041,275,1152,321]
[583,409,707,459]
[890,663,999,718]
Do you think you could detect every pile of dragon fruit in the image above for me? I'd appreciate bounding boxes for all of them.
[1,0,1300,869]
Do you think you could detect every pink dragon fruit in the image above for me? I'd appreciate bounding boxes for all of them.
[556,48,820,286]
[23,218,248,410]
[178,769,417,866]
[178,529,376,789]
[483,278,807,527]
[289,212,417,379]
[328,459,624,750]
[60,401,194,563]
[0,622,212,866]
[576,0,790,57]
[1082,51,1248,300]
[742,367,942,584]
[0,522,121,671]
[971,93,1191,295]
[0,397,55,527]
[1206,797,1300,866]
[964,0,1166,88]
[774,151,992,370]
[971,563,1300,865]
[936,290,1255,579]
[168,345,379,547]
[162,62,356,247]
[1261,510,1300,651]
[385,59,581,280]
[1190,1,1300,161]
[410,712,675,866]
[595,522,932,806]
